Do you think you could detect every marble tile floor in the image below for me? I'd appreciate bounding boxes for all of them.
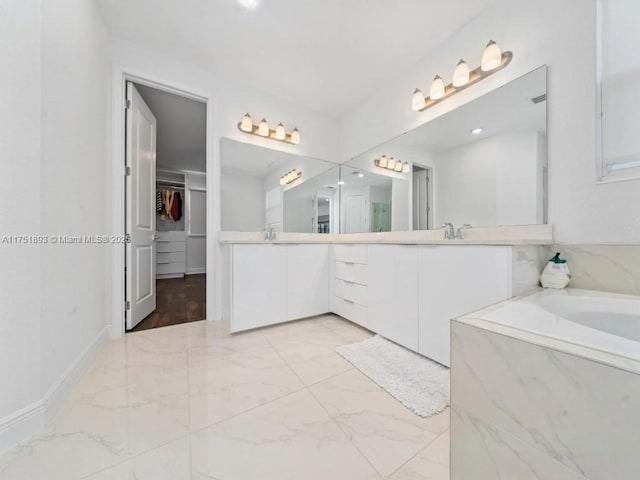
[0,315,450,480]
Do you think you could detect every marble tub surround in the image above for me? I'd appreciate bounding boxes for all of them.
[0,315,450,480]
[545,244,640,296]
[220,223,552,245]
[511,245,547,295]
[451,316,640,480]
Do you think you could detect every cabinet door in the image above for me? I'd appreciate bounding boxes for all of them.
[368,245,419,351]
[418,246,511,366]
[287,244,329,320]
[231,244,287,332]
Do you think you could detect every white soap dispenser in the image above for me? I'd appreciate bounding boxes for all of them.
[540,252,571,289]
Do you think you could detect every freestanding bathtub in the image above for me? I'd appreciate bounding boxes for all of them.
[450,288,640,480]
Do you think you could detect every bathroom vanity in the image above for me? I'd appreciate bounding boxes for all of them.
[220,226,551,366]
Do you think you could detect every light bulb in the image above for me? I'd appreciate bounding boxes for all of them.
[387,157,396,170]
[378,155,388,168]
[258,118,269,136]
[429,75,445,100]
[290,128,300,145]
[452,60,470,87]
[394,161,403,172]
[402,162,410,173]
[275,123,286,141]
[411,88,426,111]
[240,113,253,132]
[481,40,502,72]
[280,177,286,185]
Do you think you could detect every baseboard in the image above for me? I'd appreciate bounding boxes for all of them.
[0,325,109,454]
[0,400,44,454]
[42,326,109,424]
[186,268,206,275]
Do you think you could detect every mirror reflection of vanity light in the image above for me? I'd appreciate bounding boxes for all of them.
[240,113,253,132]
[481,40,502,71]
[374,156,410,173]
[430,75,445,100]
[275,123,286,140]
[280,169,302,185]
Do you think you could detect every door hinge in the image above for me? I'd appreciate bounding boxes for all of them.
[125,99,132,110]
[125,300,131,311]
[125,166,131,176]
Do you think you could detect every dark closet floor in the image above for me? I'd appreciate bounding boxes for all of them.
[130,274,206,332]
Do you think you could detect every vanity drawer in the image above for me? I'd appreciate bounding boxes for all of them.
[334,244,367,265]
[335,261,368,285]
[333,296,368,328]
[157,241,186,253]
[157,261,185,275]
[335,279,367,306]
[157,251,185,264]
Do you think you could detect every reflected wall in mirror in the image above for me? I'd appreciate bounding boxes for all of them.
[343,66,548,233]
[220,138,340,233]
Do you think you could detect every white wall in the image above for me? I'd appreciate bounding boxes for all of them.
[185,171,207,274]
[0,0,43,449]
[434,132,541,226]
[221,173,265,231]
[40,0,111,407]
[340,0,640,244]
[0,0,111,451]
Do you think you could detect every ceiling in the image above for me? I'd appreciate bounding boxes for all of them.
[135,83,207,172]
[97,0,489,117]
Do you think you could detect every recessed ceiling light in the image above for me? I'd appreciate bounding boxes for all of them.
[237,0,259,10]
[471,127,483,135]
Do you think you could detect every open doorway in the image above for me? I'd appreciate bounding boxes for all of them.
[124,81,207,332]
[412,164,432,230]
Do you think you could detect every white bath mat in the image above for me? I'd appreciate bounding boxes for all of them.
[336,335,449,417]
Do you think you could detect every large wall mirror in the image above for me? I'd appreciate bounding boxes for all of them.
[220,138,340,233]
[341,66,548,233]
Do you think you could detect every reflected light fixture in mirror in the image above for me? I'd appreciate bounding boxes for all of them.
[412,40,512,112]
[374,156,410,173]
[280,169,302,185]
[237,114,301,144]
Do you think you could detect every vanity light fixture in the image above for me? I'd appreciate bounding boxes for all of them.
[280,169,302,185]
[374,156,411,174]
[411,40,512,112]
[237,114,301,144]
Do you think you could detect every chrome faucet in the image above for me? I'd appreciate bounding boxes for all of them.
[455,224,472,240]
[264,226,276,241]
[441,222,455,240]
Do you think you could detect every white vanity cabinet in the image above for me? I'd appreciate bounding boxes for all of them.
[231,244,287,331]
[287,244,329,320]
[332,244,369,329]
[417,245,512,366]
[367,245,419,351]
[230,243,330,332]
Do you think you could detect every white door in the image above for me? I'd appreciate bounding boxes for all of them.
[413,168,430,230]
[344,194,367,233]
[126,82,157,330]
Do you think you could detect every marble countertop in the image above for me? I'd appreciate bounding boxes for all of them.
[455,288,640,375]
[219,224,552,245]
